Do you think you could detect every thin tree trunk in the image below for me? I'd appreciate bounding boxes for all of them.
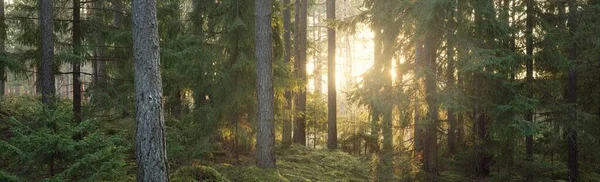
[525,1,535,180]
[0,0,5,98]
[132,0,169,179]
[566,0,578,180]
[446,2,456,156]
[326,0,337,150]
[293,0,308,146]
[413,36,426,162]
[282,0,293,147]
[423,27,439,182]
[73,0,82,127]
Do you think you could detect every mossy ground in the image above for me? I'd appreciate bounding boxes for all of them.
[172,145,371,182]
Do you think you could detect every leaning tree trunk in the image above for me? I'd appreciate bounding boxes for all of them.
[255,0,276,169]
[132,0,169,180]
[326,0,337,150]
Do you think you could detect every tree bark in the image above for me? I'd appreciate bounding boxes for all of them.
[282,0,292,147]
[0,0,5,98]
[73,0,82,127]
[40,0,55,106]
[566,0,578,181]
[326,0,337,150]
[132,0,169,180]
[255,0,276,169]
[293,0,308,146]
[446,2,456,156]
[423,27,439,182]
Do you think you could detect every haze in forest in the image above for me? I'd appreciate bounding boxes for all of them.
[1,0,600,181]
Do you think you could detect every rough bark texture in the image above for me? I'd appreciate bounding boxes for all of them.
[40,0,55,106]
[132,0,169,180]
[92,0,107,87]
[293,0,308,146]
[73,0,82,126]
[326,0,337,150]
[255,0,276,169]
[566,0,578,181]
[282,0,292,147]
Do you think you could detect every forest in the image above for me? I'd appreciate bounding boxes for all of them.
[1,0,600,181]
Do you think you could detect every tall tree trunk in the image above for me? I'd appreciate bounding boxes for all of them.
[446,2,457,156]
[0,0,5,99]
[566,0,578,181]
[293,0,308,146]
[525,0,535,175]
[40,0,55,106]
[326,0,337,150]
[370,107,379,153]
[423,27,439,182]
[413,42,424,161]
[282,0,293,147]
[255,0,276,169]
[92,0,107,88]
[132,0,169,180]
[73,0,82,127]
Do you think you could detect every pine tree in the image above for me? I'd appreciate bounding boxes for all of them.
[294,0,308,146]
[326,0,337,150]
[282,0,293,147]
[39,0,55,106]
[255,0,276,169]
[132,0,169,179]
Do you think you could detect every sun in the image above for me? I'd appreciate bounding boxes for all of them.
[307,23,375,94]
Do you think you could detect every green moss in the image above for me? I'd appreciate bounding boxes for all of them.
[275,145,370,182]
[209,145,370,181]
[215,165,288,182]
[172,165,230,182]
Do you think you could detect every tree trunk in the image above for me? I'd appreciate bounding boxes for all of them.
[566,0,578,181]
[293,0,308,146]
[413,41,424,161]
[0,0,5,98]
[132,0,169,180]
[423,27,439,182]
[282,0,292,147]
[255,0,276,169]
[40,0,55,106]
[92,0,107,88]
[73,0,82,127]
[446,2,456,156]
[370,107,379,153]
[525,0,535,180]
[326,0,337,150]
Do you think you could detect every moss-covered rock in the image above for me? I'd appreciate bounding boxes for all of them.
[171,165,230,182]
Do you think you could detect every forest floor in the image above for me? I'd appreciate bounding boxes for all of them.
[172,145,371,182]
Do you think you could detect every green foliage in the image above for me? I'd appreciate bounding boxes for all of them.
[216,165,288,182]
[275,145,371,182]
[171,165,230,182]
[0,97,128,181]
